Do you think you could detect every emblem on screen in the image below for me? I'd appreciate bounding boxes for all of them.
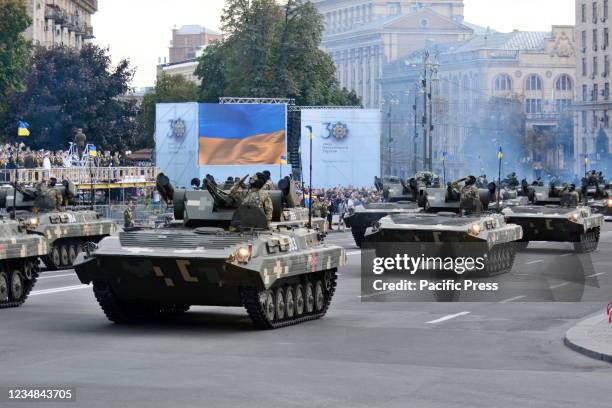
[169,118,186,139]
[323,122,349,141]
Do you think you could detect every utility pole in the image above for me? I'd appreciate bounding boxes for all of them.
[422,51,429,173]
[413,90,419,174]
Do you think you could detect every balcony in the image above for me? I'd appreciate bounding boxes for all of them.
[45,5,66,24]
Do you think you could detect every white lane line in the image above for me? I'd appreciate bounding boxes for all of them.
[560,253,573,257]
[526,260,544,265]
[549,282,570,289]
[346,251,361,256]
[587,272,606,278]
[37,273,75,280]
[499,295,526,303]
[358,290,394,299]
[426,311,471,324]
[30,285,90,296]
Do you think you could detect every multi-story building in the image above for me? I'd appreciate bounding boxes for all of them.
[23,0,97,49]
[169,25,222,63]
[574,0,611,173]
[381,26,576,179]
[312,0,474,108]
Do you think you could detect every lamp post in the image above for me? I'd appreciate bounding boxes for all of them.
[306,125,313,229]
[383,95,399,176]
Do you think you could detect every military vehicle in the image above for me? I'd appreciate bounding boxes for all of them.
[0,219,49,308]
[363,212,523,276]
[502,205,603,253]
[0,181,119,270]
[420,177,497,212]
[73,174,346,329]
[374,176,412,202]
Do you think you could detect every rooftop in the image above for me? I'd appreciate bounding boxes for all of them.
[174,25,221,36]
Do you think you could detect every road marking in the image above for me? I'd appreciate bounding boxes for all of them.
[560,253,573,257]
[426,311,471,324]
[358,290,394,299]
[30,285,89,296]
[37,273,75,280]
[587,272,606,278]
[346,251,361,256]
[526,260,544,265]
[549,282,570,289]
[499,295,526,303]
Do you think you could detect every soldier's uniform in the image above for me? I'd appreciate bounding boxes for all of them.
[242,189,273,222]
[262,179,275,191]
[124,205,135,228]
[460,184,482,214]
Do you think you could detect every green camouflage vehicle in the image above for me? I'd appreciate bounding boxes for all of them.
[74,174,346,329]
[0,182,119,270]
[363,212,523,276]
[0,219,49,308]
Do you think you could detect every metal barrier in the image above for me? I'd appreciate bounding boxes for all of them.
[0,166,160,185]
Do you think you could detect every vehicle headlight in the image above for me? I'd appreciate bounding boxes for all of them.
[233,246,252,264]
[468,223,481,236]
[25,217,39,229]
[607,198,612,208]
[569,213,580,222]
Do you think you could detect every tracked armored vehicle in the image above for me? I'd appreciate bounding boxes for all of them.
[0,219,48,308]
[363,212,523,276]
[421,178,497,213]
[0,182,119,270]
[73,174,346,329]
[502,204,603,253]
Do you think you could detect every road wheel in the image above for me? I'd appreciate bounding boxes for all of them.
[262,290,275,322]
[60,245,69,266]
[51,247,61,269]
[0,271,8,302]
[314,280,325,312]
[304,282,314,314]
[68,244,78,265]
[574,228,600,253]
[274,288,285,321]
[294,284,305,316]
[9,270,24,302]
[285,286,295,319]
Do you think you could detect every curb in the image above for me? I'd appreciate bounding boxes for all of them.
[564,314,612,364]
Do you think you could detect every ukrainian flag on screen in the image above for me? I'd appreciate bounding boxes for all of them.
[198,103,286,165]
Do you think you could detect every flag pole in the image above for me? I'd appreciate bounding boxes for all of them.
[12,147,18,220]
[306,126,313,229]
[497,147,503,211]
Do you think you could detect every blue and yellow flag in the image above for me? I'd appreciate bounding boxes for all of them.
[17,121,30,137]
[280,155,288,164]
[198,104,286,165]
[88,145,97,157]
[497,147,504,160]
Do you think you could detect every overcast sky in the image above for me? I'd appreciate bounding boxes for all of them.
[92,0,575,88]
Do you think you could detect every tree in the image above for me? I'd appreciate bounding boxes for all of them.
[0,0,32,111]
[139,73,200,147]
[2,45,138,151]
[195,0,360,106]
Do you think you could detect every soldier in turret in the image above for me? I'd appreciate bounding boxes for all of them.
[124,201,135,228]
[459,176,482,214]
[262,170,275,191]
[560,184,580,208]
[231,173,273,223]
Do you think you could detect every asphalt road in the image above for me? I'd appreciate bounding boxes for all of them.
[2,227,612,408]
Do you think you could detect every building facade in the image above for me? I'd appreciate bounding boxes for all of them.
[24,0,97,49]
[381,26,576,179]
[574,0,612,173]
[313,0,473,108]
[169,25,222,64]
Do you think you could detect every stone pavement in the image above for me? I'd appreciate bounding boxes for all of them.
[565,307,612,363]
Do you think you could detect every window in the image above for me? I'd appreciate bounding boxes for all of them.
[581,30,587,49]
[606,82,610,100]
[594,56,599,76]
[593,111,598,128]
[593,29,599,50]
[606,0,609,18]
[605,28,610,48]
[583,138,588,152]
[593,2,598,22]
[606,55,611,76]
[525,99,542,113]
[583,84,588,101]
[605,111,610,128]
[525,74,542,91]
[582,111,588,127]
[555,74,573,91]
[582,3,587,22]
[583,57,588,76]
[554,99,572,112]
[594,83,599,101]
[494,74,512,91]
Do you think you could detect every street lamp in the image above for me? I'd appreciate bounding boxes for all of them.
[413,84,425,173]
[383,95,400,177]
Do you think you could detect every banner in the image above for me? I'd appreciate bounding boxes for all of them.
[301,109,381,188]
[198,104,286,165]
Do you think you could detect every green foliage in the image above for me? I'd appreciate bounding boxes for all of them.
[196,0,360,106]
[0,0,32,106]
[2,45,138,150]
[139,73,200,147]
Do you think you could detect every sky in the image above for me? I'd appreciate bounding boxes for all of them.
[92,0,575,88]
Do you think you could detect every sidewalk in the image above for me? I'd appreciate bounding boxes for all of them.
[564,310,612,363]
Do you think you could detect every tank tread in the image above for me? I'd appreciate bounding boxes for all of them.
[241,270,338,329]
[93,282,190,323]
[478,243,517,277]
[44,237,106,271]
[573,227,600,253]
[0,259,40,309]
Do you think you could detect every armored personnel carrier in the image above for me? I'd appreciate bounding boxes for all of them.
[0,219,49,308]
[363,212,523,276]
[73,174,346,329]
[502,204,603,253]
[0,181,119,270]
[420,177,497,212]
